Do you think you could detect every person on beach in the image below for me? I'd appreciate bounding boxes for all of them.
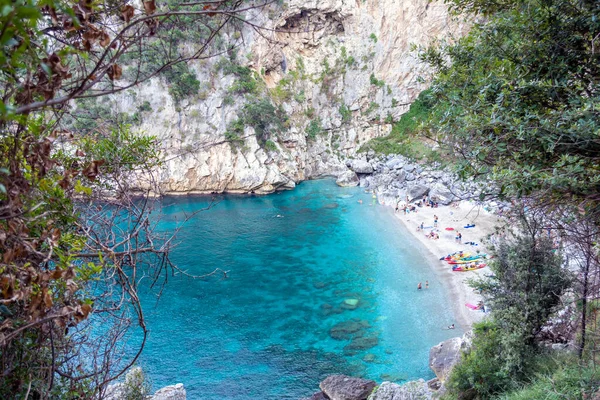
[434,215,438,228]
[418,222,424,231]
[425,281,429,289]
[417,282,422,290]
[456,232,462,243]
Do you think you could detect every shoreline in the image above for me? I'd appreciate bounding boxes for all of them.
[382,199,501,330]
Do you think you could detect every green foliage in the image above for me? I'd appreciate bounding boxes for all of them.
[159,63,200,104]
[223,94,235,106]
[305,107,316,118]
[296,56,306,74]
[476,229,570,346]
[65,98,142,133]
[226,99,289,148]
[369,73,385,88]
[446,320,514,397]
[340,46,356,67]
[264,140,278,153]
[369,33,378,43]
[138,101,152,113]
[360,90,441,161]
[217,58,259,95]
[447,222,572,399]
[422,0,600,214]
[339,104,351,123]
[364,101,379,115]
[306,118,323,139]
[294,90,306,103]
[271,77,293,102]
[498,358,600,400]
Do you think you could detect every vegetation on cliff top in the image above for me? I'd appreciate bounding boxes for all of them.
[398,0,600,398]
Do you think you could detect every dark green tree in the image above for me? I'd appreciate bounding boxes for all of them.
[421,0,600,218]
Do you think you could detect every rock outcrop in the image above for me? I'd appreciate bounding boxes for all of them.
[104,367,186,400]
[320,375,377,400]
[342,153,508,212]
[429,331,472,383]
[100,0,468,194]
[368,379,434,400]
[149,383,187,400]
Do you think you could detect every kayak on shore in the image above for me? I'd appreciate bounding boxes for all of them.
[452,263,487,272]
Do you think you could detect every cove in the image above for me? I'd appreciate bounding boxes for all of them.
[126,179,460,399]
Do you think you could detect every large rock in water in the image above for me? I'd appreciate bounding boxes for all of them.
[336,170,360,187]
[320,375,376,400]
[429,336,467,382]
[368,379,433,400]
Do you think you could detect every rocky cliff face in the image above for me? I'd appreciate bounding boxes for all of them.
[111,0,468,193]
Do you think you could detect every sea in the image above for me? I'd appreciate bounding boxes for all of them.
[123,179,460,399]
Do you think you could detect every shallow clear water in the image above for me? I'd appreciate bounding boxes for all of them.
[128,180,460,399]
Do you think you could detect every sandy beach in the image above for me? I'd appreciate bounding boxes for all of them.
[386,199,503,330]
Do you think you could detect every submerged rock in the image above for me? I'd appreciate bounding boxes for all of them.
[342,298,360,310]
[344,336,379,354]
[329,319,370,340]
[320,375,376,400]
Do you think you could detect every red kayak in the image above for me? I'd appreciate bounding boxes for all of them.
[452,263,487,272]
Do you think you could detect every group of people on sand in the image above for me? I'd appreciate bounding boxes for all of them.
[395,194,440,214]
[415,215,441,240]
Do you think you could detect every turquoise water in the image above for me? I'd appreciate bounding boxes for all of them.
[129,180,460,398]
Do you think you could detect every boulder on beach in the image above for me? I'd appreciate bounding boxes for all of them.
[429,182,455,205]
[407,184,429,201]
[320,375,376,400]
[336,170,360,187]
[349,159,375,174]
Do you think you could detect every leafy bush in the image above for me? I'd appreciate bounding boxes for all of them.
[306,118,323,139]
[264,140,278,152]
[225,99,288,149]
[216,57,258,95]
[446,320,513,398]
[339,104,351,122]
[360,89,441,159]
[137,101,152,113]
[498,358,600,400]
[294,90,306,103]
[369,73,385,88]
[164,63,200,104]
[369,33,378,43]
